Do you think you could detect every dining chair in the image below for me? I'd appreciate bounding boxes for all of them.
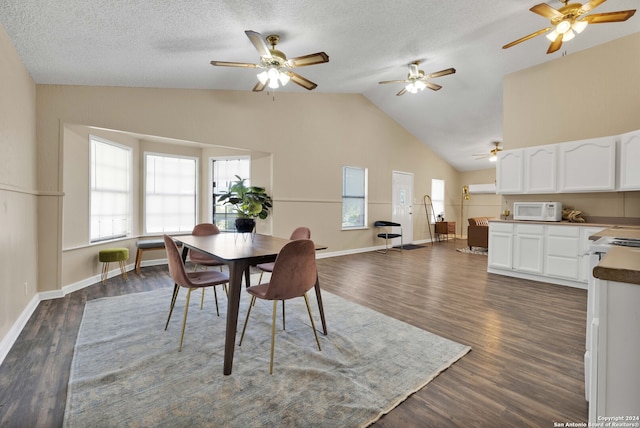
[239,239,322,374]
[189,223,227,308]
[254,227,311,320]
[255,226,311,283]
[163,234,230,351]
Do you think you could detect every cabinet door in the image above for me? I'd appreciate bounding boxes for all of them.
[525,145,557,193]
[546,225,580,280]
[514,224,545,274]
[496,149,524,194]
[558,137,616,192]
[488,223,514,269]
[618,130,640,190]
[579,226,607,282]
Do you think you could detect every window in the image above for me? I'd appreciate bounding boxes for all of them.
[145,153,198,234]
[431,179,445,222]
[90,137,132,242]
[342,166,368,229]
[211,157,251,231]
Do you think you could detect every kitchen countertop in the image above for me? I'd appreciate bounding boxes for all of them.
[592,226,640,286]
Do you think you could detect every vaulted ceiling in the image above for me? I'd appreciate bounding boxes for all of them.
[1,0,638,171]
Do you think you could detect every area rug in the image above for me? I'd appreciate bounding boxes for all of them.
[456,247,488,255]
[64,286,470,428]
[393,244,426,250]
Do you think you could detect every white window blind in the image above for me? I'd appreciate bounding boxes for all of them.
[342,166,368,229]
[145,153,197,234]
[90,137,132,242]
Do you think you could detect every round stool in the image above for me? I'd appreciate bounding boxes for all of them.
[99,248,129,285]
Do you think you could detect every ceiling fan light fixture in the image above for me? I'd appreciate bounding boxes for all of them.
[545,29,559,41]
[257,71,269,85]
[562,29,576,41]
[414,80,427,91]
[572,20,588,34]
[556,20,572,34]
[489,154,497,162]
[278,71,290,86]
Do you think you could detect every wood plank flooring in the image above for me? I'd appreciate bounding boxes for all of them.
[0,239,589,427]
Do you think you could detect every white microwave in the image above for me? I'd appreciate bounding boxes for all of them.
[513,202,563,222]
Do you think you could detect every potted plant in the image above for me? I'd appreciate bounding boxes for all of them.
[217,175,273,233]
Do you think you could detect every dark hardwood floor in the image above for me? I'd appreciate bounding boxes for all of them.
[0,239,589,427]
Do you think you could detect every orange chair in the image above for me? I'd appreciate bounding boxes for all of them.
[239,239,322,374]
[163,235,229,351]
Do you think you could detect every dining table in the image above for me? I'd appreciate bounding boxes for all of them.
[174,232,328,375]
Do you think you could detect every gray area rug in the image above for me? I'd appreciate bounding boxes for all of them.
[64,285,470,427]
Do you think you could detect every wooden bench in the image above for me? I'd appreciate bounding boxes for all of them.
[135,238,166,274]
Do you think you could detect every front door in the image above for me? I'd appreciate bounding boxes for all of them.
[392,171,414,245]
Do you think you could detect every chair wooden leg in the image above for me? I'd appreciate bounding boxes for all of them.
[304,294,322,351]
[239,295,256,346]
[165,284,180,331]
[270,300,278,375]
[119,260,128,281]
[200,288,205,310]
[101,262,109,284]
[178,288,193,352]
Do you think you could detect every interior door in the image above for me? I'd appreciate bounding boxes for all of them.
[392,171,414,245]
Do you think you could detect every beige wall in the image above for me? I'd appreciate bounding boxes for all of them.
[503,32,640,219]
[36,85,460,294]
[459,168,502,236]
[0,23,38,341]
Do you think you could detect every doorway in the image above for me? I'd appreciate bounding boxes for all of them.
[392,171,414,245]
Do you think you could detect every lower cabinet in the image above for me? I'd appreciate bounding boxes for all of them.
[488,221,606,288]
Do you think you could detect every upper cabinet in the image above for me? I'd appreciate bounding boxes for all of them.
[525,145,557,194]
[618,130,640,191]
[496,134,624,195]
[557,137,616,193]
[496,150,524,194]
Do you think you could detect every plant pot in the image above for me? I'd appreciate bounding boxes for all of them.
[235,218,256,233]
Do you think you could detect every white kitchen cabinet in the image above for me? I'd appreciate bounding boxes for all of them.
[579,226,607,282]
[488,221,603,289]
[546,225,580,280]
[525,145,557,194]
[589,278,640,423]
[488,222,513,270]
[513,224,544,274]
[558,137,616,192]
[618,130,640,190]
[496,149,524,194]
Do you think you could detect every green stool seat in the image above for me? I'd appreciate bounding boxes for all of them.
[99,248,129,285]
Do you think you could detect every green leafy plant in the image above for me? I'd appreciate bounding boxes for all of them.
[217,175,272,219]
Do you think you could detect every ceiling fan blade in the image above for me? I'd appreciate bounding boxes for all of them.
[378,79,410,85]
[473,154,490,159]
[530,3,563,19]
[580,0,606,13]
[252,81,266,92]
[287,52,329,67]
[547,33,563,54]
[210,61,260,68]
[582,10,636,23]
[285,71,318,90]
[245,30,272,58]
[396,88,407,96]
[427,68,456,79]
[425,81,442,91]
[502,27,553,49]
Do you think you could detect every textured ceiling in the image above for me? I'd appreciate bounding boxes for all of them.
[1,0,638,171]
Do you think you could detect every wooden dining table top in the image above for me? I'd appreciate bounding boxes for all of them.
[175,232,326,262]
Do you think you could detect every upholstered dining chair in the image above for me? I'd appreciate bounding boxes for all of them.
[239,239,322,374]
[255,226,311,283]
[163,234,230,352]
[189,223,227,308]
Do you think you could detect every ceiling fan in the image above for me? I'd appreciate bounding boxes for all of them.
[378,61,456,96]
[473,142,503,162]
[503,0,636,54]
[210,30,329,91]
